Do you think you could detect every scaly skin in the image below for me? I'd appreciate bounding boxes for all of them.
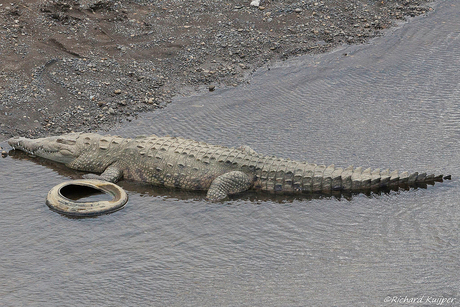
[8,133,448,201]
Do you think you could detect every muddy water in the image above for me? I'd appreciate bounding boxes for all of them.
[1,1,460,306]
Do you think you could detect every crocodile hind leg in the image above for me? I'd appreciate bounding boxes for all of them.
[206,171,253,201]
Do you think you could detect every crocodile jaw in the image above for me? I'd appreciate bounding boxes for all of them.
[8,135,80,164]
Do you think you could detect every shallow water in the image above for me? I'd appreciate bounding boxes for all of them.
[1,1,460,306]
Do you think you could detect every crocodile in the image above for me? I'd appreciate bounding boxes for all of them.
[8,133,449,201]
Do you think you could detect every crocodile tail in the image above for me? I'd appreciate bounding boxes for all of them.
[292,164,447,194]
[317,164,447,193]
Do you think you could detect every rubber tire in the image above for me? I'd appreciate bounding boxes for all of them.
[46,179,128,216]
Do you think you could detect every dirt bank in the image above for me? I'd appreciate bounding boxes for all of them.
[0,0,432,141]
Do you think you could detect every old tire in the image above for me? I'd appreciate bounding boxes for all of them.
[46,179,128,216]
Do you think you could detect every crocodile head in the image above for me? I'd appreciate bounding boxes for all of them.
[8,133,84,164]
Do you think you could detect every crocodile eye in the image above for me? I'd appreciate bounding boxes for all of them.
[57,138,76,145]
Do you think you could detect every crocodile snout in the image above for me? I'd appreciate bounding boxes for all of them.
[8,137,33,151]
[8,136,59,153]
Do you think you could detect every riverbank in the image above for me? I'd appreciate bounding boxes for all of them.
[0,0,432,141]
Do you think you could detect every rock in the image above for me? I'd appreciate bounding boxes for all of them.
[208,85,215,91]
[114,89,122,94]
[1,150,7,157]
[250,0,260,7]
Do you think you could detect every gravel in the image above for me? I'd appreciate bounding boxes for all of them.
[0,0,433,141]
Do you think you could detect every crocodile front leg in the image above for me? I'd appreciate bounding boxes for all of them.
[206,171,253,201]
[82,162,123,183]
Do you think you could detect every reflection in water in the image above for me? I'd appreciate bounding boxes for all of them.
[1,1,460,306]
[8,149,86,178]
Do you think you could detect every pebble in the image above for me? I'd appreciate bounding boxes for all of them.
[2,151,7,157]
[0,0,426,140]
